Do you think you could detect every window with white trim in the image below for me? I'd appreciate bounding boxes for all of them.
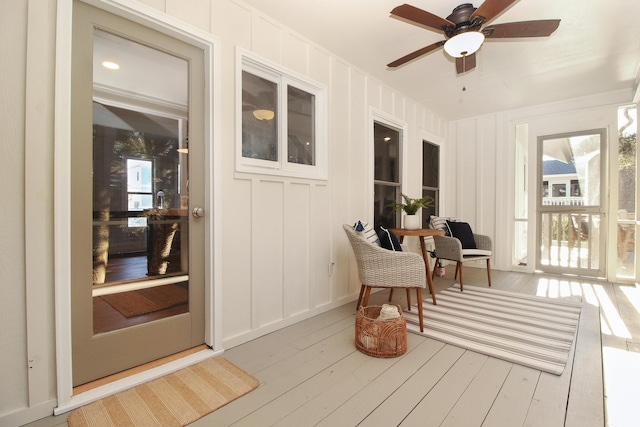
[374,121,402,229]
[422,140,440,228]
[237,50,327,179]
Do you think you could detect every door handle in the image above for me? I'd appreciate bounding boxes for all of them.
[192,207,204,218]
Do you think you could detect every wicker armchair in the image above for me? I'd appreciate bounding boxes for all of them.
[432,233,492,291]
[343,224,426,332]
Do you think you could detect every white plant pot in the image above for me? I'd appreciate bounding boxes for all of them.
[404,214,420,230]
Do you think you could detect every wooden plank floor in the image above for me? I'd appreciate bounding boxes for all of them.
[26,268,640,427]
[194,269,603,427]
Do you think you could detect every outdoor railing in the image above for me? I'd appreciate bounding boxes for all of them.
[542,196,584,206]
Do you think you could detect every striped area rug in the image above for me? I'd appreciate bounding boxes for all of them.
[403,284,582,375]
[67,358,259,427]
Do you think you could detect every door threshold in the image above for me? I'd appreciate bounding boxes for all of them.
[73,344,210,395]
[57,345,221,415]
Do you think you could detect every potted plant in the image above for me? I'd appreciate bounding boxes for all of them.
[388,193,434,230]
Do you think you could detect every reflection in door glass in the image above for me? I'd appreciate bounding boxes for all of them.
[92,29,190,333]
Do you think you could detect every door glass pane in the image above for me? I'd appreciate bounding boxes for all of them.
[541,134,601,207]
[288,86,315,165]
[242,71,277,160]
[92,30,189,333]
[538,130,605,277]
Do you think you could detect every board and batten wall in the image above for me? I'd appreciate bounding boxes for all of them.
[0,0,448,424]
[448,89,633,275]
[209,0,449,347]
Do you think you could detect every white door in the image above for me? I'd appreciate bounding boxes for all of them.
[536,129,608,277]
[71,0,206,386]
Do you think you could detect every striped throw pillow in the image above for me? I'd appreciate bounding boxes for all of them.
[354,220,380,246]
[429,215,460,236]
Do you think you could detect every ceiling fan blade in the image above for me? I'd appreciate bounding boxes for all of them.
[455,53,477,75]
[390,4,453,32]
[484,20,561,38]
[387,41,445,68]
[470,0,517,23]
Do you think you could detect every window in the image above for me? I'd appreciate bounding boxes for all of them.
[570,179,581,196]
[374,121,402,228]
[127,159,153,211]
[237,50,327,179]
[552,183,566,197]
[422,140,440,228]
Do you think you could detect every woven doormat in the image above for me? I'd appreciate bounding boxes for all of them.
[67,358,259,426]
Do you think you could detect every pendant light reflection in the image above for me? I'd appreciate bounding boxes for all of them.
[102,61,120,70]
[252,109,275,121]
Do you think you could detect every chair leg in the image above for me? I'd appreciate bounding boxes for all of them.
[458,262,464,291]
[416,288,424,332]
[361,286,372,307]
[356,284,366,309]
[486,259,492,287]
[432,258,440,280]
[406,288,411,311]
[388,288,394,302]
[454,262,459,280]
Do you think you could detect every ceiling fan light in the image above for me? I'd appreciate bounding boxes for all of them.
[252,109,275,121]
[444,31,485,58]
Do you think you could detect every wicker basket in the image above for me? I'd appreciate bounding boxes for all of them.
[355,305,407,358]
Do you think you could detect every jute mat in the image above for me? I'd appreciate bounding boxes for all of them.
[100,283,188,318]
[404,284,582,375]
[67,358,259,426]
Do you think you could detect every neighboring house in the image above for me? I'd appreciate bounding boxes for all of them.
[542,153,602,207]
[542,159,582,205]
[1,0,636,425]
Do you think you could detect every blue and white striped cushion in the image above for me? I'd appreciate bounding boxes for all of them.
[354,220,380,246]
[429,215,460,236]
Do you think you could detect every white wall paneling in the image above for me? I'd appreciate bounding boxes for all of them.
[450,90,633,273]
[4,0,449,422]
[284,182,311,316]
[251,179,285,328]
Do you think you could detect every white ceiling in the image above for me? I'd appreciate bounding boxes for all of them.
[240,0,640,120]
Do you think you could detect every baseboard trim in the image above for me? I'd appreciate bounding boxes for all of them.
[0,399,57,427]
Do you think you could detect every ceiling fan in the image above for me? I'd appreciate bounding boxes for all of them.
[387,0,560,74]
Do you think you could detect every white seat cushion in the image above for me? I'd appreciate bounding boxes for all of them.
[462,249,492,256]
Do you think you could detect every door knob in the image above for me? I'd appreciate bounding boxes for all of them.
[192,207,204,218]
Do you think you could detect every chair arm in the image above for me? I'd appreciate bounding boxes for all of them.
[474,234,492,251]
[433,235,463,262]
[357,244,426,289]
